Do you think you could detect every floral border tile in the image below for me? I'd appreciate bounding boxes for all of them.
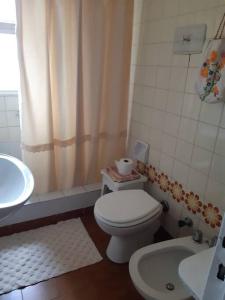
[136,160,222,229]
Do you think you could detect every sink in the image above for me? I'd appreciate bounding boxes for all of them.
[179,247,215,299]
[0,154,34,221]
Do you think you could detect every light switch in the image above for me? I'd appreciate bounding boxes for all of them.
[173,24,207,55]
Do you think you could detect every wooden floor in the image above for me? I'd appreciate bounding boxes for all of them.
[0,213,170,300]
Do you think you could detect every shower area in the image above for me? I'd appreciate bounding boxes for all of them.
[0,0,133,225]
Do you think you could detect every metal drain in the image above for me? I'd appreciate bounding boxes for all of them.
[166,283,175,291]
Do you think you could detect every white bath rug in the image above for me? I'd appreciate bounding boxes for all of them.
[0,218,102,294]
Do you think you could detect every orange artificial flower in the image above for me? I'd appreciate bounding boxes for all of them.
[200,67,208,78]
[213,85,219,96]
[210,50,218,62]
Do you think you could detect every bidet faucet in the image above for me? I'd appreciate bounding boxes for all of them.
[206,235,218,248]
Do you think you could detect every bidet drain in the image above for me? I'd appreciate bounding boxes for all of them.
[166,283,175,291]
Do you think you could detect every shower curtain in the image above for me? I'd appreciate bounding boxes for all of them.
[16,0,133,194]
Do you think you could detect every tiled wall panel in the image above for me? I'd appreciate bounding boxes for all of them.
[0,93,21,158]
[129,0,225,238]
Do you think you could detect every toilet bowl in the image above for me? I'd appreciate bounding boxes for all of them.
[129,236,207,300]
[94,190,162,263]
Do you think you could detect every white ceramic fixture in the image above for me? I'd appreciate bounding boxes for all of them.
[179,214,225,300]
[129,236,207,300]
[0,154,34,221]
[179,247,214,300]
[94,190,162,263]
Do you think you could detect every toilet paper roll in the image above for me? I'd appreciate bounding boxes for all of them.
[115,158,134,175]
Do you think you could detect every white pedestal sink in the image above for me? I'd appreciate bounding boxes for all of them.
[0,154,34,221]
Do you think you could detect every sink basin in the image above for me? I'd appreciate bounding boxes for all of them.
[0,154,34,221]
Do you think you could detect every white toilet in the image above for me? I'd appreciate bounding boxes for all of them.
[94,189,162,263]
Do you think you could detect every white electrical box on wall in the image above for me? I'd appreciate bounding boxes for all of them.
[173,24,207,55]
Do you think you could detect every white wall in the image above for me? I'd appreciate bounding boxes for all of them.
[129,0,225,238]
[0,92,21,158]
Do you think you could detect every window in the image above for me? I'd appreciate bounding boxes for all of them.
[0,0,19,91]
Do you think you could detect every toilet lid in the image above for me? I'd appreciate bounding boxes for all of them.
[94,190,161,225]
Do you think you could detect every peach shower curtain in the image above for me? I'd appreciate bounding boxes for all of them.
[16,0,133,194]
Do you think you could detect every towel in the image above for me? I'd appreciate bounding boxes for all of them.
[196,40,225,103]
[196,13,225,103]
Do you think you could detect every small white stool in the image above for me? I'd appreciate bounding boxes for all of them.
[100,169,147,196]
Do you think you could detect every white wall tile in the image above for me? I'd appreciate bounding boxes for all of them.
[143,0,163,21]
[172,54,189,67]
[163,0,179,17]
[156,67,171,89]
[210,153,225,185]
[172,160,190,186]
[160,17,177,42]
[205,178,225,211]
[0,97,5,111]
[187,168,208,197]
[175,140,193,164]
[0,142,21,158]
[182,93,201,120]
[169,67,187,92]
[6,111,20,126]
[8,127,20,142]
[139,44,158,66]
[178,117,197,143]
[215,128,225,156]
[220,106,225,129]
[200,102,224,126]
[142,106,153,127]
[154,89,168,110]
[161,133,177,157]
[159,153,174,176]
[143,21,160,44]
[185,68,198,93]
[191,146,212,175]
[135,66,157,86]
[178,0,197,15]
[177,13,195,27]
[5,96,19,110]
[131,121,149,142]
[195,122,218,151]
[0,127,9,142]
[156,43,173,66]
[195,9,217,39]
[151,109,165,130]
[0,112,7,127]
[164,112,180,136]
[148,148,161,167]
[166,91,183,115]
[149,127,163,150]
[133,85,155,107]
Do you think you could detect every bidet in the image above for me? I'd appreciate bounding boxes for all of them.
[129,236,207,300]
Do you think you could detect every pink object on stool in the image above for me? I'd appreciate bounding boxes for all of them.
[106,166,140,182]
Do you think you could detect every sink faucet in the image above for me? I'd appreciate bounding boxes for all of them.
[207,236,218,247]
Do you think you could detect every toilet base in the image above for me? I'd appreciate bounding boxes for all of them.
[106,231,154,263]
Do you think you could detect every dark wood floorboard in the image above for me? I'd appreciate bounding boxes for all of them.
[0,214,144,300]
